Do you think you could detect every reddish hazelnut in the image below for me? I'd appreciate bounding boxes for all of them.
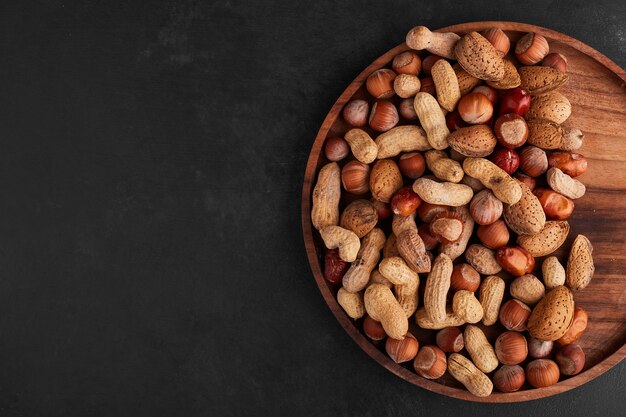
[514,173,536,191]
[422,55,443,75]
[392,51,422,75]
[398,152,426,179]
[499,87,531,116]
[369,100,399,132]
[386,332,419,363]
[534,188,575,220]
[494,365,525,392]
[436,327,464,353]
[399,97,418,120]
[477,220,510,249]
[450,263,481,292]
[419,76,436,95]
[481,28,511,56]
[496,246,535,277]
[363,315,387,340]
[370,198,392,220]
[446,110,469,132]
[366,68,396,99]
[515,33,550,65]
[391,186,423,216]
[342,99,369,127]
[490,148,520,175]
[458,92,493,124]
[324,137,350,161]
[519,146,548,177]
[526,359,560,388]
[542,52,568,73]
[556,344,585,375]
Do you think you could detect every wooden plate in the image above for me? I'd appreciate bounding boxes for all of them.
[301,22,626,402]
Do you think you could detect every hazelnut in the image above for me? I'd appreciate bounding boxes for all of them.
[413,345,447,379]
[363,315,387,340]
[494,365,525,393]
[542,52,568,73]
[556,344,585,375]
[399,98,418,120]
[494,113,528,149]
[495,331,528,365]
[366,68,396,99]
[514,173,536,191]
[495,246,535,277]
[547,152,588,178]
[510,274,545,305]
[342,99,370,127]
[370,198,392,220]
[418,223,439,251]
[419,76,436,95]
[458,92,493,125]
[472,85,498,105]
[394,74,421,98]
[477,219,510,249]
[341,161,370,194]
[557,306,588,346]
[469,189,503,225]
[417,202,448,223]
[528,337,554,359]
[515,32,550,65]
[422,55,443,75]
[324,137,350,162]
[534,188,575,220]
[398,152,426,179]
[481,27,511,56]
[499,299,532,331]
[490,148,520,175]
[386,332,419,363]
[391,186,423,217]
[445,110,469,132]
[436,327,464,353]
[369,100,399,132]
[526,359,560,388]
[324,248,350,285]
[519,146,548,177]
[392,51,422,75]
[450,263,481,292]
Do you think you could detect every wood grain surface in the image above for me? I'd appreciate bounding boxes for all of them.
[301,22,626,402]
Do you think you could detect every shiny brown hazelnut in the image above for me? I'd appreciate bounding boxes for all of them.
[419,76,436,95]
[418,223,439,251]
[472,85,498,105]
[542,52,568,72]
[413,345,447,379]
[392,51,422,75]
[519,146,548,177]
[477,219,510,249]
[417,202,448,223]
[555,344,585,375]
[422,55,443,75]
[386,332,419,363]
[557,306,588,346]
[495,331,528,365]
[341,161,370,194]
[450,263,481,292]
[436,327,464,353]
[398,152,426,179]
[342,99,370,127]
[366,68,396,99]
[525,359,560,388]
[481,28,511,56]
[458,92,493,124]
[494,365,525,392]
[369,100,399,132]
[363,315,387,340]
[514,173,536,191]
[470,189,503,225]
[495,246,535,277]
[515,32,550,65]
[499,299,532,331]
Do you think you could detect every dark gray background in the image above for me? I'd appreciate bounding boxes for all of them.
[0,0,624,416]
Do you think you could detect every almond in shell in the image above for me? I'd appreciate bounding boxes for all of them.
[527,120,563,150]
[503,182,546,235]
[517,220,570,257]
[447,125,497,157]
[525,91,571,124]
[519,66,568,95]
[454,32,506,81]
[566,234,595,291]
[486,59,521,90]
[370,159,403,203]
[527,285,575,341]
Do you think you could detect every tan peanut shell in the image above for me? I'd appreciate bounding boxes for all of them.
[527,120,564,150]
[463,157,522,205]
[369,269,393,288]
[452,290,484,324]
[337,288,365,319]
[479,275,505,326]
[392,212,418,236]
[431,59,461,112]
[441,206,475,261]
[454,32,505,81]
[431,217,463,242]
[517,221,570,257]
[547,167,586,199]
[561,127,584,151]
[394,74,421,98]
[344,128,378,164]
[518,66,568,95]
[339,199,378,238]
[412,178,473,207]
[423,253,453,323]
[415,308,465,329]
[383,233,400,259]
[413,92,450,150]
[375,125,432,159]
[542,256,566,289]
[370,159,403,203]
[364,283,409,340]
[453,63,481,95]
[566,234,595,291]
[425,150,464,183]
[448,353,493,397]
[510,274,546,305]
[379,256,420,317]
[342,228,386,292]
[311,162,341,231]
[525,91,571,124]
[464,325,499,373]
[319,225,361,262]
[447,125,498,158]
[405,26,460,59]
[527,285,575,341]
[465,244,502,275]
[503,181,546,235]
[396,228,431,273]
[486,59,521,89]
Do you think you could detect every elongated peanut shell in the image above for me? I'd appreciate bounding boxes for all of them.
[424,253,453,323]
[337,288,365,319]
[447,125,497,158]
[454,32,505,81]
[415,308,465,329]
[364,284,408,340]
[517,221,570,257]
[375,125,431,159]
[452,290,484,324]
[344,129,378,164]
[320,225,360,262]
[431,59,461,112]
[464,325,499,373]
[504,182,546,235]
[566,234,595,291]
[519,66,568,95]
[342,228,386,292]
[440,206,474,261]
[425,150,464,183]
[405,26,460,59]
[547,167,586,199]
[412,178,473,206]
[379,256,420,317]
[311,162,341,230]
[527,286,575,341]
[463,157,522,205]
[448,353,493,397]
[479,275,505,326]
[413,92,450,150]
[392,212,418,236]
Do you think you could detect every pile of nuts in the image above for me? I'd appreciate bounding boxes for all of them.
[310,26,595,397]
